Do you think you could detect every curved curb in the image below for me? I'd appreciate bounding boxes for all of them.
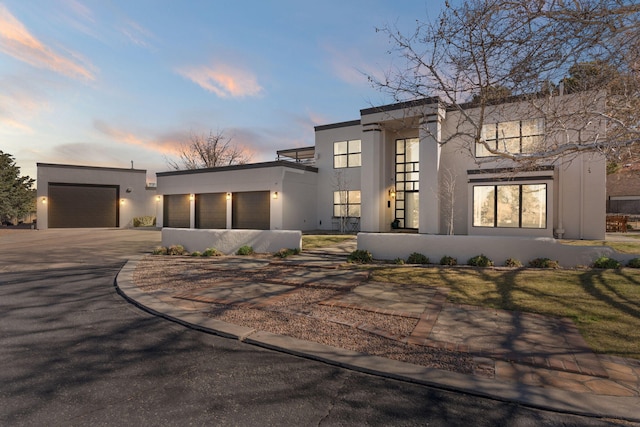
[115,259,640,423]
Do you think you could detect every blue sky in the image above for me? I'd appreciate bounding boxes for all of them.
[0,0,447,183]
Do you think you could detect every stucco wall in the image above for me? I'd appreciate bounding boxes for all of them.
[36,163,155,230]
[162,228,302,254]
[358,233,634,268]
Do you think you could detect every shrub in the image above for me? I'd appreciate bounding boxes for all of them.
[504,257,523,268]
[627,258,640,268]
[348,249,373,264]
[152,246,167,255]
[236,245,254,256]
[528,258,560,269]
[133,215,156,227]
[406,252,429,264]
[190,251,202,257]
[592,256,621,269]
[440,255,457,266]
[468,254,494,267]
[202,248,223,257]
[393,257,405,265]
[167,244,185,255]
[274,248,300,258]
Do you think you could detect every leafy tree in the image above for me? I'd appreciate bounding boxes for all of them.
[371,0,640,167]
[167,130,252,170]
[0,151,35,224]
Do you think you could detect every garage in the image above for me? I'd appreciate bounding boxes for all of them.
[48,183,119,228]
[232,191,270,230]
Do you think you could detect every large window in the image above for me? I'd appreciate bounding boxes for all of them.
[334,140,361,168]
[395,138,419,228]
[333,190,361,217]
[477,118,544,157]
[473,184,547,228]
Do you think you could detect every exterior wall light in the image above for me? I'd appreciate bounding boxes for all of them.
[120,199,125,205]
[272,191,278,199]
[156,195,161,201]
[226,192,231,200]
[41,197,47,204]
[389,188,396,198]
[189,194,195,201]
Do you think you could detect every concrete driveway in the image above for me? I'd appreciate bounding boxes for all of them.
[0,229,630,426]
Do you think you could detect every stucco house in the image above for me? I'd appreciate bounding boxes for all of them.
[37,95,605,247]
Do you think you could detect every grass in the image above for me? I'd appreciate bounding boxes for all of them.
[371,266,640,359]
[302,234,355,249]
[561,237,640,254]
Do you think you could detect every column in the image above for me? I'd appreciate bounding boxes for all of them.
[360,123,384,232]
[419,109,443,234]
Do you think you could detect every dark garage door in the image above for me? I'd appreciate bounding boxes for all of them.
[232,191,270,230]
[48,184,119,228]
[196,193,226,229]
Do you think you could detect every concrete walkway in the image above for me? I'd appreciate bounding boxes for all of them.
[116,237,640,423]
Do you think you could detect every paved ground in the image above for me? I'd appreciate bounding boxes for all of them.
[118,235,640,422]
[2,228,640,425]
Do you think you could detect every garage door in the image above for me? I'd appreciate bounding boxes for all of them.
[232,191,270,230]
[48,184,119,228]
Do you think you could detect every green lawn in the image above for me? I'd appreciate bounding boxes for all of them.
[302,234,355,249]
[371,266,640,359]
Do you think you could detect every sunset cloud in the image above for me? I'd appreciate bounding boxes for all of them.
[93,120,184,155]
[0,4,95,80]
[177,63,263,98]
[118,19,154,48]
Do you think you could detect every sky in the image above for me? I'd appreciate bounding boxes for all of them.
[0,0,448,184]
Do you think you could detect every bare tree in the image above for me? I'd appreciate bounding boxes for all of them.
[332,169,351,234]
[371,0,640,167]
[167,130,252,170]
[438,167,457,235]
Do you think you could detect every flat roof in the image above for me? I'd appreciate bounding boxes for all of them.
[156,160,318,177]
[314,120,361,132]
[37,163,147,173]
[276,146,315,162]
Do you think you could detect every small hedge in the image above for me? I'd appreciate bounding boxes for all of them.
[348,249,373,264]
[407,252,429,265]
[167,244,186,255]
[133,215,156,227]
[468,254,494,267]
[203,248,223,257]
[592,256,621,269]
[236,245,254,256]
[627,258,640,268]
[440,255,457,266]
[152,246,168,255]
[274,248,300,258]
[504,257,523,268]
[528,257,560,269]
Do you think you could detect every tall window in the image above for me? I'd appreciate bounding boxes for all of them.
[477,118,544,157]
[473,184,547,228]
[334,140,361,168]
[333,190,361,217]
[395,138,419,228]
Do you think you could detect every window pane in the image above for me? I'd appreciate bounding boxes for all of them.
[396,173,404,183]
[396,200,404,209]
[481,123,496,141]
[498,121,520,139]
[497,185,520,227]
[396,164,405,172]
[501,137,520,154]
[522,118,544,136]
[334,141,348,155]
[396,154,405,163]
[407,172,419,182]
[348,191,361,204]
[348,140,361,154]
[396,140,405,154]
[406,138,419,162]
[476,142,493,157]
[348,153,361,167]
[473,186,495,227]
[334,155,347,168]
[522,184,546,228]
[396,182,405,191]
[333,191,346,204]
[521,135,543,153]
[333,205,342,217]
[350,205,361,217]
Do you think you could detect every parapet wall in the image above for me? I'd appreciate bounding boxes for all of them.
[162,228,302,254]
[358,233,634,267]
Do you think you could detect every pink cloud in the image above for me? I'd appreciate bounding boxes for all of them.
[177,63,263,98]
[93,120,185,155]
[0,4,95,80]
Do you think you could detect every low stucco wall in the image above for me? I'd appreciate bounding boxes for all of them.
[162,228,302,254]
[358,233,635,267]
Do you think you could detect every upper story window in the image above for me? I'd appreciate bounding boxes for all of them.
[334,140,361,168]
[477,118,544,157]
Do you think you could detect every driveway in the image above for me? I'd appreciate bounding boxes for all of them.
[0,229,630,426]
